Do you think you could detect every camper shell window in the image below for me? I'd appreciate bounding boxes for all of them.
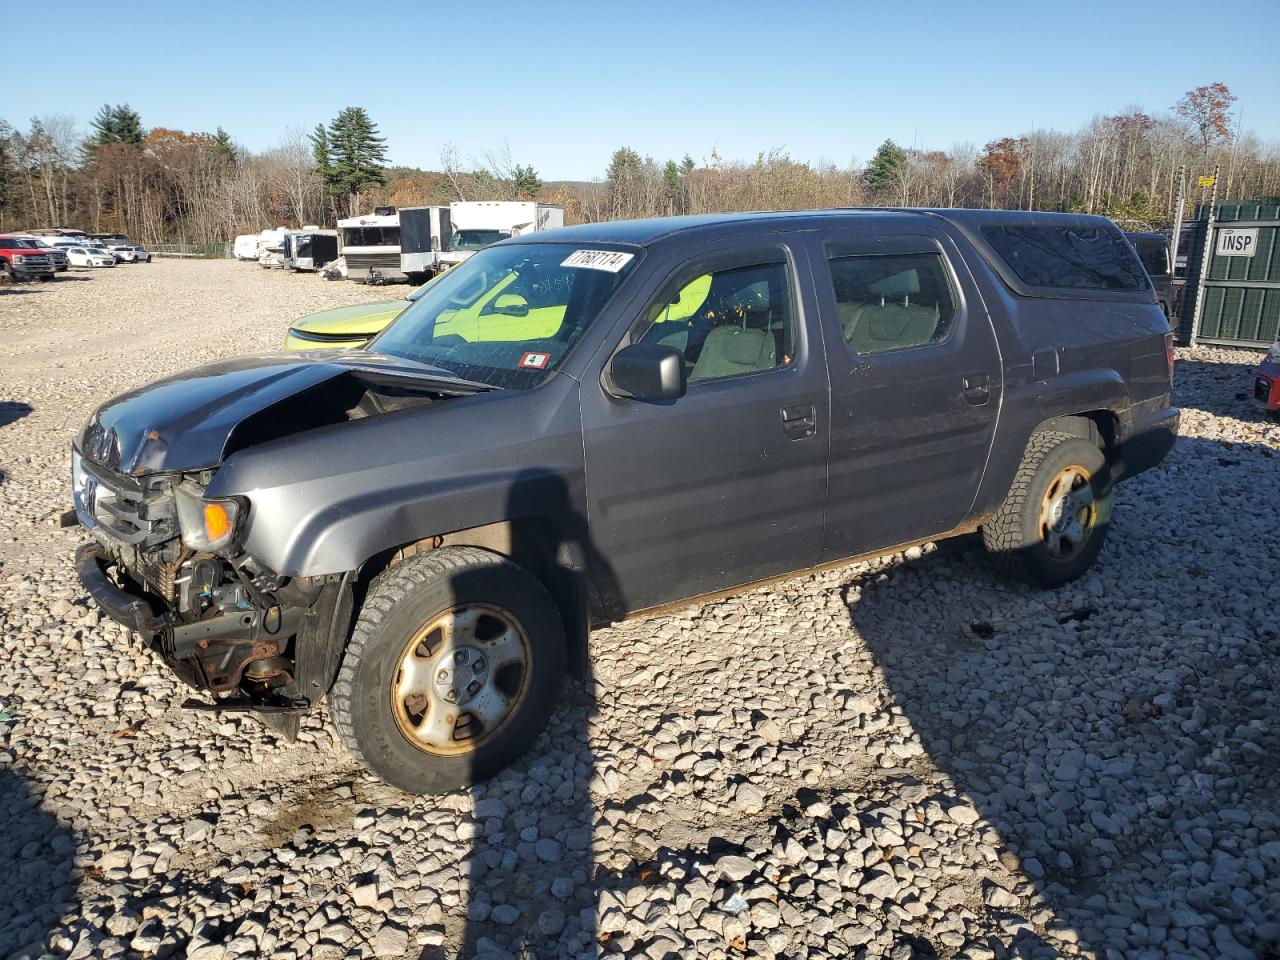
[981,224,1148,292]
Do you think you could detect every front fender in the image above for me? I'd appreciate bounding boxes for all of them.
[207,377,587,578]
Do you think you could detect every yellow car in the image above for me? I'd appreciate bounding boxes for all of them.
[284,269,715,353]
[284,284,431,351]
[285,269,578,350]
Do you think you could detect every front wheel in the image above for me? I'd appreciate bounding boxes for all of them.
[982,431,1112,587]
[330,547,566,794]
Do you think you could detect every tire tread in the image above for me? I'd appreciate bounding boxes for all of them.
[329,546,510,780]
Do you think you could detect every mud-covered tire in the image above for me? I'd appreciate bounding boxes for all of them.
[330,546,566,794]
[982,431,1112,588]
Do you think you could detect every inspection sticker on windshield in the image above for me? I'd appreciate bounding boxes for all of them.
[519,351,552,370]
[561,249,634,272]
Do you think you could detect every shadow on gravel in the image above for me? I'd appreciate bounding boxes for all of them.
[849,434,1280,959]
[447,469,611,960]
[1175,357,1278,424]
[0,767,81,958]
[0,401,33,429]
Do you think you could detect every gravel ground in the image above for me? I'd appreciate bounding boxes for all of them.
[1,260,1278,960]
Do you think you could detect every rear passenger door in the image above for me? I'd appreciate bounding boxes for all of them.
[580,240,829,614]
[808,232,1002,560]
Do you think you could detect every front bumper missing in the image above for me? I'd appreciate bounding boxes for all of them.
[75,542,165,638]
[75,541,305,699]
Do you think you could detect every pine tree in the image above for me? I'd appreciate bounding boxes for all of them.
[90,104,143,147]
[210,127,237,166]
[0,121,13,222]
[512,164,541,199]
[322,107,388,214]
[309,123,331,177]
[864,139,906,192]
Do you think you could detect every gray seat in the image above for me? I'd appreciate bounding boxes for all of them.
[843,302,941,353]
[690,326,777,381]
[839,265,941,354]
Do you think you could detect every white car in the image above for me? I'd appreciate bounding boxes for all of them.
[66,246,117,268]
[105,243,139,263]
[125,245,152,263]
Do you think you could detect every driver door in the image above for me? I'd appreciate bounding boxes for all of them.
[580,239,830,615]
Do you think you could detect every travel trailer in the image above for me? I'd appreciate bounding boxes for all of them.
[233,234,261,260]
[282,228,339,272]
[255,228,289,268]
[338,207,401,282]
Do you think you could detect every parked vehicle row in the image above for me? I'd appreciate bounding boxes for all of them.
[235,202,565,289]
[70,208,1179,794]
[2,228,151,280]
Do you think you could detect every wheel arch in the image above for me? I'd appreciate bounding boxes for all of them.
[1034,410,1119,456]
[356,517,593,679]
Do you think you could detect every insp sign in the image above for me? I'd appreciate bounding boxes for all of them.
[1216,227,1258,258]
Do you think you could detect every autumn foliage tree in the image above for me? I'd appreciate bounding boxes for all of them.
[1174,82,1237,157]
[3,79,1279,240]
[978,137,1027,208]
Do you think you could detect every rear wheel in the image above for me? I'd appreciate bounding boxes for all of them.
[982,431,1111,587]
[330,547,566,794]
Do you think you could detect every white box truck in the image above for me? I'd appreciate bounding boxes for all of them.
[338,207,402,283]
[398,206,454,283]
[437,201,564,269]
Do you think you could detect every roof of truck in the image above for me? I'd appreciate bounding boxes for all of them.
[520,207,1118,247]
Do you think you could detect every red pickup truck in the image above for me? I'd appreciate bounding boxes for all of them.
[0,236,56,281]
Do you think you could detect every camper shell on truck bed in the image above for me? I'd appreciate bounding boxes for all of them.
[70,208,1177,794]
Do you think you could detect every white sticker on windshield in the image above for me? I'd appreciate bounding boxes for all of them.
[561,249,634,273]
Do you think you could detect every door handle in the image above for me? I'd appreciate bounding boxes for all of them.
[780,403,817,439]
[963,373,991,406]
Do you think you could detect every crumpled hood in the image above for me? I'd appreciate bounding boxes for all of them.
[77,351,457,475]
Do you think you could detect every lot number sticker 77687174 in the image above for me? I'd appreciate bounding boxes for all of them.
[561,249,634,272]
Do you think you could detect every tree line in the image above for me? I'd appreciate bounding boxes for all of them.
[1,83,1275,244]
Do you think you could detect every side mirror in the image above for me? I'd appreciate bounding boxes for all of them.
[492,293,529,317]
[610,343,686,402]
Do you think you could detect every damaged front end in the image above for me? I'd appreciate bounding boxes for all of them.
[68,351,488,735]
[72,453,355,738]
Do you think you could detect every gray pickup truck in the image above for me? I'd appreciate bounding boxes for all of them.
[71,209,1177,793]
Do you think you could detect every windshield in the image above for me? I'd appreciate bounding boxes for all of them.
[371,242,637,389]
[448,229,511,252]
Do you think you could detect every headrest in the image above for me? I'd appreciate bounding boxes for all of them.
[728,280,770,316]
[868,268,920,300]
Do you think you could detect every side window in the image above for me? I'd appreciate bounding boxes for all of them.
[634,260,796,383]
[828,253,956,356]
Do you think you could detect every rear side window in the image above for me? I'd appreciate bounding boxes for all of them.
[828,253,956,356]
[983,224,1148,291]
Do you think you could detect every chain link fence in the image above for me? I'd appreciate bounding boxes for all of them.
[149,243,232,259]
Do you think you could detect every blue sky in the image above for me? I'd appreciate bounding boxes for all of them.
[4,0,1278,180]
